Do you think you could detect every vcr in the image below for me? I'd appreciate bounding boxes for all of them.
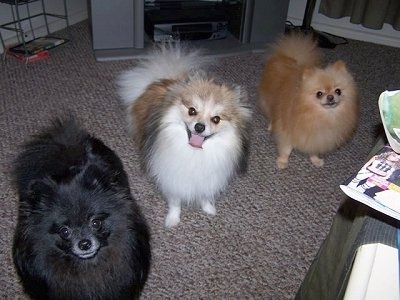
[145,8,228,42]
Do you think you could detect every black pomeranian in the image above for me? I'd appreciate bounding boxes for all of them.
[12,118,151,300]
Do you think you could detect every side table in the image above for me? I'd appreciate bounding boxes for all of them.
[0,0,69,56]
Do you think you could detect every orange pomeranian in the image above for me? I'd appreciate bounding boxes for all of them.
[258,33,359,169]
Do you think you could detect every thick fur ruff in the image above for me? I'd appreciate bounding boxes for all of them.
[118,43,212,130]
[258,33,359,169]
[118,44,252,227]
[12,118,151,300]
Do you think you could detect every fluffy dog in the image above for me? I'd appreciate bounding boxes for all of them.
[12,118,151,300]
[118,45,252,227]
[258,33,359,169]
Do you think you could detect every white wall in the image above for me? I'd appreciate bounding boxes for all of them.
[287,0,400,48]
[0,0,88,52]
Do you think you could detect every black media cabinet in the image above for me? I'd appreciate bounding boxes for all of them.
[90,0,290,61]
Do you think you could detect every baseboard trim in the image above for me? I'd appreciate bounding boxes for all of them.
[288,16,400,48]
[314,22,400,48]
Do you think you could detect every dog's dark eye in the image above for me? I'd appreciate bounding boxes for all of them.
[91,219,102,230]
[316,91,323,98]
[188,107,197,116]
[335,88,342,96]
[211,116,220,124]
[59,226,70,240]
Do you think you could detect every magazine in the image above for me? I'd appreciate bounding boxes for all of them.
[340,144,400,221]
[379,90,400,153]
[8,36,68,55]
[6,49,49,63]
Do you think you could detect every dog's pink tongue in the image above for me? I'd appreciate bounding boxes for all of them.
[189,133,205,148]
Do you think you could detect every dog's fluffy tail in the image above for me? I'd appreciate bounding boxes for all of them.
[117,43,211,107]
[270,32,321,67]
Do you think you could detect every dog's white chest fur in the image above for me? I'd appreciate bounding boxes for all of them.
[147,107,241,227]
[148,107,240,201]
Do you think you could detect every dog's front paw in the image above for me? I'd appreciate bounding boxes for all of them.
[201,201,216,216]
[165,213,180,228]
[276,157,288,169]
[165,206,181,228]
[310,155,324,167]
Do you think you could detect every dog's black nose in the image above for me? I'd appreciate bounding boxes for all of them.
[327,95,334,102]
[78,239,92,251]
[194,123,205,133]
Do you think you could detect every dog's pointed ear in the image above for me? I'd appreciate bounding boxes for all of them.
[330,60,348,74]
[188,69,208,79]
[302,67,316,81]
[27,178,56,198]
[81,165,103,189]
[330,60,347,71]
[232,84,252,119]
[24,178,57,212]
[232,84,248,104]
[82,165,121,189]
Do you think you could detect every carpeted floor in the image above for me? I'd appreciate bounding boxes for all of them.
[1,20,399,299]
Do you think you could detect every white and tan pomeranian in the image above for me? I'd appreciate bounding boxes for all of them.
[118,45,252,227]
[258,33,359,169]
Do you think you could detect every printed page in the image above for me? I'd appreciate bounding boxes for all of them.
[340,144,400,220]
